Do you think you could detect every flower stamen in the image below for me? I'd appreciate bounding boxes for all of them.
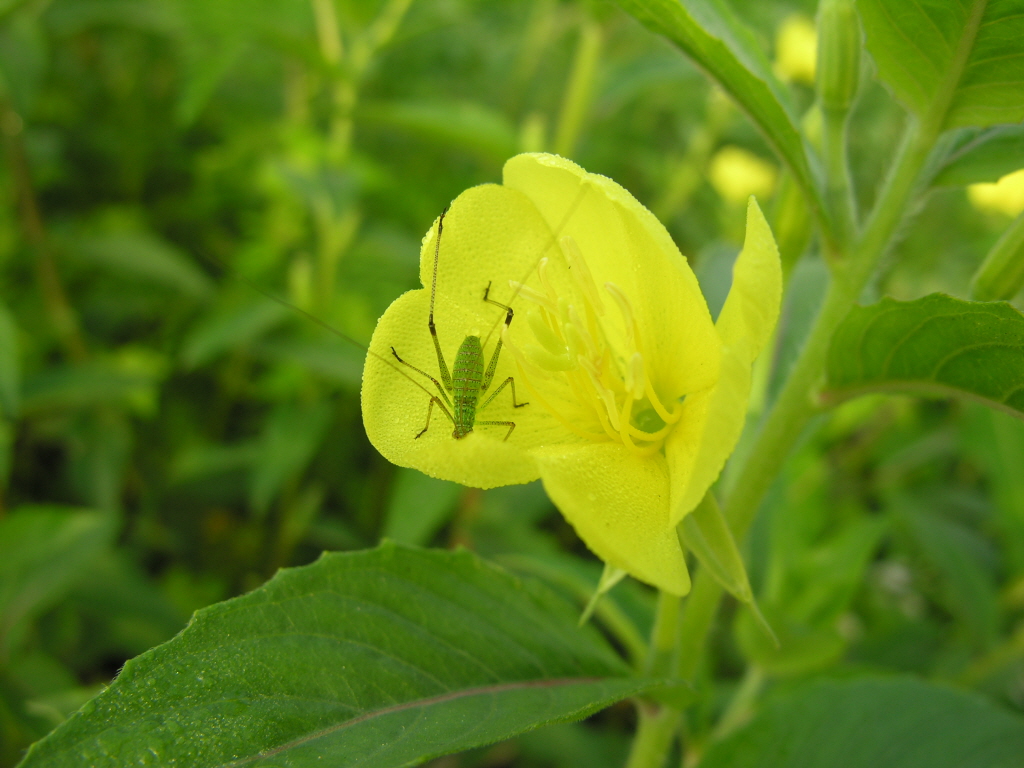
[505,240,687,456]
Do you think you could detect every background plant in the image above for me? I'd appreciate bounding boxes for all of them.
[2,0,1024,766]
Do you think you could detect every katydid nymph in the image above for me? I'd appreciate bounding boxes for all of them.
[389,208,529,442]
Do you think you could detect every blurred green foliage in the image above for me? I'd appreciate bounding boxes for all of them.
[1,0,1023,765]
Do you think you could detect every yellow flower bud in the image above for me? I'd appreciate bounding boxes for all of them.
[709,146,778,205]
[775,15,817,85]
[968,169,1024,217]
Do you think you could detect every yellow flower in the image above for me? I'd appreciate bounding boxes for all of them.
[709,146,778,205]
[774,15,817,85]
[968,169,1024,217]
[362,154,781,595]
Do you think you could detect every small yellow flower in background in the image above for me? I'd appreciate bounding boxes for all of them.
[709,146,778,205]
[362,153,781,595]
[968,169,1024,217]
[775,15,817,85]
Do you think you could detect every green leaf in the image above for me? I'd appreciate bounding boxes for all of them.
[0,9,46,115]
[858,0,1024,129]
[254,338,364,388]
[382,468,462,546]
[21,544,675,768]
[899,502,999,647]
[612,0,823,230]
[0,507,115,657]
[821,294,1024,418]
[700,677,1024,768]
[19,365,155,416]
[498,552,651,668]
[74,232,214,300]
[679,494,775,644]
[358,100,519,165]
[933,125,1024,186]
[180,298,290,369]
[249,401,332,516]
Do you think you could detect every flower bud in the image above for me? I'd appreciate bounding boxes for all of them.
[816,0,861,114]
[971,211,1024,301]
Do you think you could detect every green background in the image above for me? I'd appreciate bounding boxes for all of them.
[2,0,1024,766]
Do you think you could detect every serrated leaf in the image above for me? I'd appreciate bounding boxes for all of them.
[700,677,1024,768]
[859,0,1024,129]
[20,545,677,768]
[612,0,823,230]
[933,124,1024,186]
[821,294,1024,419]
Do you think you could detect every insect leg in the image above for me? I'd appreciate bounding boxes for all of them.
[428,210,455,393]
[478,376,528,411]
[416,395,455,439]
[391,348,454,408]
[476,419,517,442]
[481,281,514,392]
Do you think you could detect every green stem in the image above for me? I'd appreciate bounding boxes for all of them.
[626,704,682,768]
[645,591,682,677]
[711,665,764,740]
[822,107,856,249]
[654,9,981,767]
[0,99,87,362]
[673,569,723,681]
[624,591,683,768]
[725,117,936,540]
[667,117,938,765]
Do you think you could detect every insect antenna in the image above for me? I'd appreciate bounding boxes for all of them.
[480,183,591,350]
[193,251,443,403]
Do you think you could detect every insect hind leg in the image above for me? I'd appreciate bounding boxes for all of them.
[481,281,516,392]
[416,395,455,439]
[476,419,517,442]
[391,347,453,408]
[479,376,528,411]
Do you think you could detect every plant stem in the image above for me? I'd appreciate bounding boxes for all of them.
[668,117,938,764]
[822,107,856,248]
[645,591,682,677]
[640,11,980,768]
[724,117,935,540]
[623,590,683,768]
[0,100,87,362]
[711,665,764,740]
[626,703,682,768]
[673,567,722,680]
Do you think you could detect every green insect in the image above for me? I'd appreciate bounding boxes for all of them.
[389,208,529,441]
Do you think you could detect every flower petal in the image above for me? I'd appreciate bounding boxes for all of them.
[666,343,751,524]
[667,198,781,524]
[362,182,582,488]
[534,442,691,595]
[715,198,782,363]
[504,153,720,400]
